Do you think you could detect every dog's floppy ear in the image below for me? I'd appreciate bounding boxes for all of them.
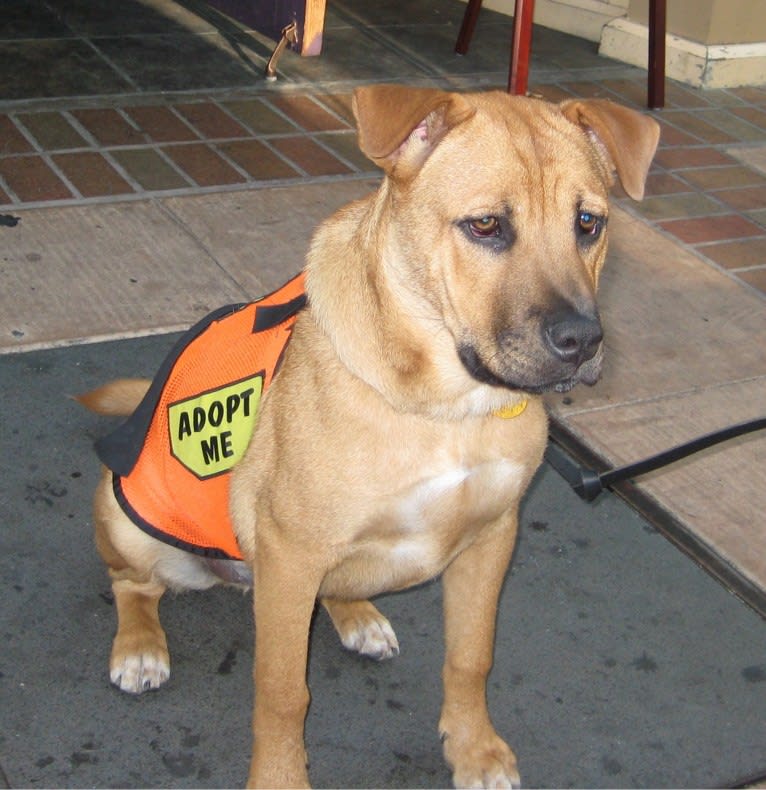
[560,99,660,200]
[353,84,475,177]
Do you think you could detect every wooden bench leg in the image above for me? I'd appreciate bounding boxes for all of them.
[456,0,483,55]
[508,0,535,95]
[648,0,666,108]
[455,0,534,95]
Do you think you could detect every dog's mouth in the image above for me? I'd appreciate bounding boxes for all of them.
[457,342,603,395]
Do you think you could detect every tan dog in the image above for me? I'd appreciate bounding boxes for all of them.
[79,85,659,788]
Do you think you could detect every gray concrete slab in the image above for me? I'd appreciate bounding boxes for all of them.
[1,335,765,788]
[0,202,247,353]
[0,182,377,355]
[546,207,766,602]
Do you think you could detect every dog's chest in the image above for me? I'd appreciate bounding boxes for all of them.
[395,459,523,534]
[321,457,526,598]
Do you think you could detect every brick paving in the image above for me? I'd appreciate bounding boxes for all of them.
[0,95,369,204]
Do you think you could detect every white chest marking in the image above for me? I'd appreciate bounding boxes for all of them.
[397,460,524,532]
[397,467,471,525]
[383,459,525,578]
[322,460,527,599]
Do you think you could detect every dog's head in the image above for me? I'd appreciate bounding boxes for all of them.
[351,86,659,401]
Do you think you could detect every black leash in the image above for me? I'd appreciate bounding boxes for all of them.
[545,416,766,502]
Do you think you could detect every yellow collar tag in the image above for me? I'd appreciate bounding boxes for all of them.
[493,399,528,419]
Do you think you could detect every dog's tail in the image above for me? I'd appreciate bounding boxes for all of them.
[73,379,150,416]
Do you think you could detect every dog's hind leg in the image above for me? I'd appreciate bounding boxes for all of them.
[108,574,170,693]
[93,473,170,694]
[321,598,400,660]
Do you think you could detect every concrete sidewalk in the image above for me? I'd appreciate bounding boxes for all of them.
[547,208,766,612]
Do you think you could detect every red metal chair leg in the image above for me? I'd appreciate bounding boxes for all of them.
[508,0,534,95]
[647,0,666,108]
[456,0,483,55]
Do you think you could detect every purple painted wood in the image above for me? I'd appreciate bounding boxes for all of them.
[205,0,306,52]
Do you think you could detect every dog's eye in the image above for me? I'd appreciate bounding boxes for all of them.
[458,214,514,252]
[469,216,501,238]
[577,211,603,237]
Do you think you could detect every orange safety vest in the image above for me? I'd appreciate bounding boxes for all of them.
[96,273,307,561]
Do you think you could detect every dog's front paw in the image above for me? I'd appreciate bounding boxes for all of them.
[443,730,520,789]
[110,645,170,693]
[322,598,400,661]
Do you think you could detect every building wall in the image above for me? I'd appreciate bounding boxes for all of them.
[628,0,766,46]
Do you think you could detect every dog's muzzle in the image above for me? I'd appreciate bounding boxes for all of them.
[458,307,604,395]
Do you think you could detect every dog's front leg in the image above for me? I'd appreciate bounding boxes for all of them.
[247,536,323,789]
[439,513,521,790]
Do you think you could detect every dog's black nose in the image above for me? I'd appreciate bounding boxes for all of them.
[543,310,603,366]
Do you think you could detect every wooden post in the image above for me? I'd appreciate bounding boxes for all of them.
[455,0,483,55]
[508,0,535,95]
